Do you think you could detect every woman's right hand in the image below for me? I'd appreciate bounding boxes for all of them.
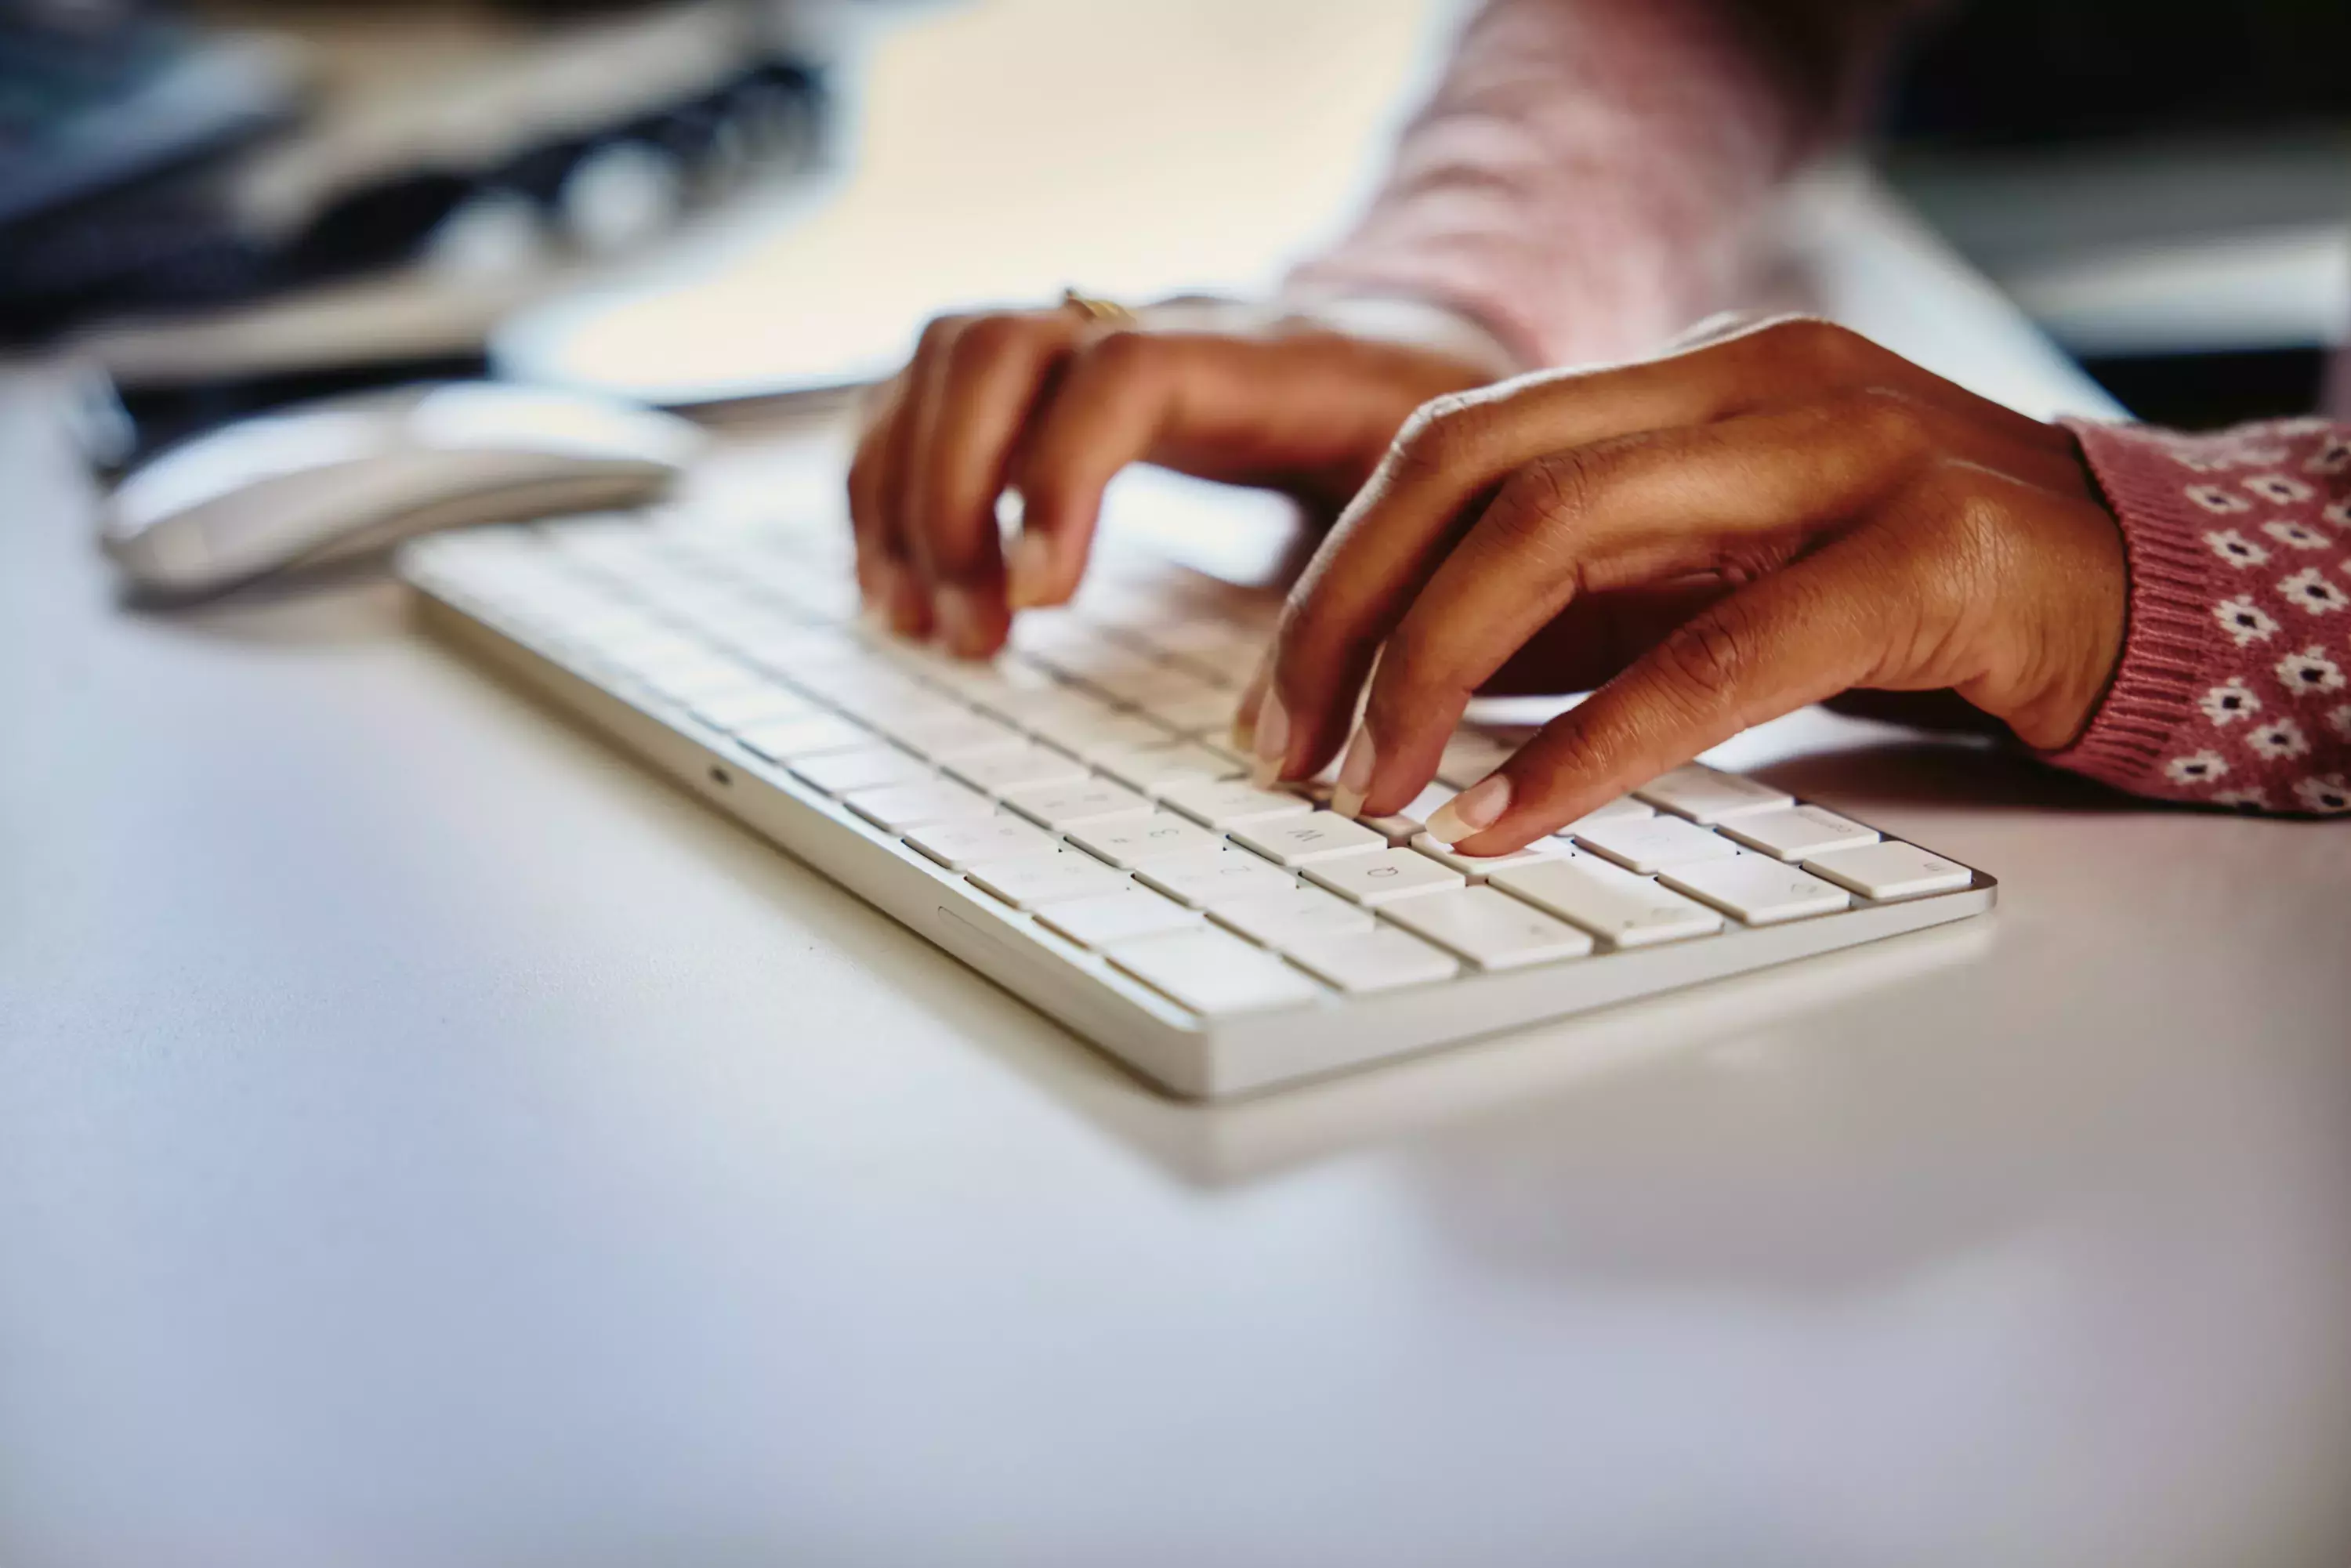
[846,299,1502,657]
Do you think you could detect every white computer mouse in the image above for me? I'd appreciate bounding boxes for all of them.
[101,381,705,598]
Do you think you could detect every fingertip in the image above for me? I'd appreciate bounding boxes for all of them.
[1248,690,1291,786]
[1422,773,1511,846]
[1005,531,1055,610]
[886,569,932,639]
[1329,728,1377,819]
[933,583,1004,659]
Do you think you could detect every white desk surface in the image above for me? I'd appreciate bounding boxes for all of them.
[7,6,2351,1563]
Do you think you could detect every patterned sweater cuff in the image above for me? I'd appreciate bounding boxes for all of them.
[2040,420,2230,794]
[2048,418,2351,813]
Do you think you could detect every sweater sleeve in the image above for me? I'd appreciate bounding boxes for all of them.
[2048,418,2351,816]
[1283,0,1907,368]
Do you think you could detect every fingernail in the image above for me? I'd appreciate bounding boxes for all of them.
[933,584,989,658]
[1330,728,1377,819]
[1424,773,1511,846]
[1248,690,1290,787]
[1005,532,1053,610]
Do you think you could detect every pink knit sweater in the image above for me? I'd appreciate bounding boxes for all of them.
[1291,0,2351,814]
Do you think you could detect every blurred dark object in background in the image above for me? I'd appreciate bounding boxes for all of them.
[0,0,299,230]
[0,1,829,348]
[1887,0,2351,148]
[1880,0,2350,425]
[2076,346,2331,431]
[1890,0,2351,148]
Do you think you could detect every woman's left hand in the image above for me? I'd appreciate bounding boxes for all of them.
[1241,318,2130,854]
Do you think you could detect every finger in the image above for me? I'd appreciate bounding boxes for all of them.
[1477,581,1733,696]
[1428,529,1910,854]
[1255,324,1847,782]
[1270,322,2078,776]
[1308,391,1980,809]
[878,314,997,635]
[846,375,926,632]
[1007,330,1189,609]
[903,311,1083,654]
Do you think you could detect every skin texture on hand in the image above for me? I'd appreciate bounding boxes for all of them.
[1240,317,2130,853]
[845,299,1499,658]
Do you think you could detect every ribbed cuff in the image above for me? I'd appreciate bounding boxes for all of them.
[2041,419,2230,793]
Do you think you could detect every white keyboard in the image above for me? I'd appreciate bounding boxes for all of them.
[400,514,1994,1098]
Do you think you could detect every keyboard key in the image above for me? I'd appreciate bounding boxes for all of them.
[1089,741,1243,793]
[791,660,934,709]
[1408,831,1566,882]
[1302,848,1465,906]
[1357,812,1426,847]
[1063,813,1224,868]
[904,816,1057,870]
[1021,706,1169,754]
[1139,688,1244,733]
[1079,662,1214,707]
[1802,841,1973,900]
[1135,846,1302,909]
[843,781,997,832]
[790,746,934,795]
[730,626,864,672]
[1491,853,1723,947]
[1716,804,1880,862]
[976,684,1102,725]
[1010,616,1130,668]
[1570,813,1742,874]
[735,713,874,763]
[1434,730,1516,788]
[1281,926,1461,994]
[1381,887,1595,970]
[1658,853,1852,925]
[1108,929,1324,1016]
[1208,883,1377,947]
[935,656,1066,706]
[1553,795,1654,836]
[881,711,1027,761]
[1633,764,1792,824]
[966,847,1132,909]
[1157,779,1316,831]
[685,683,818,731]
[1228,811,1389,867]
[944,744,1092,795]
[1060,719,1189,766]
[1035,886,1203,950]
[849,687,973,733]
[618,642,741,686]
[1001,778,1157,830]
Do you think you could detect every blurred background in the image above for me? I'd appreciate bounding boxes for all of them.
[3,0,2345,459]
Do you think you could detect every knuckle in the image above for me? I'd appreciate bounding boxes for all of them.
[1497,446,1610,539]
[1389,394,1487,477]
[1916,465,2015,591]
[1078,327,1157,380]
[947,313,1027,372]
[1909,463,2003,549]
[1764,317,1870,380]
[1842,385,1931,455]
[1656,602,1761,704]
[914,313,969,360]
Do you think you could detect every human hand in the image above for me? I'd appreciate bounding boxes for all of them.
[846,298,1501,657]
[1241,317,2129,854]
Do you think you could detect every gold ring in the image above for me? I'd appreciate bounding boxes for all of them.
[1060,288,1137,328]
